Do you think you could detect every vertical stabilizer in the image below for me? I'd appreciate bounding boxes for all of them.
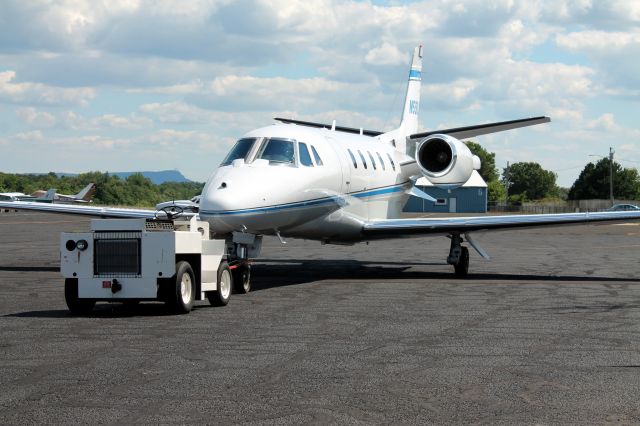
[76,183,96,201]
[44,189,56,201]
[400,45,422,137]
[383,45,422,154]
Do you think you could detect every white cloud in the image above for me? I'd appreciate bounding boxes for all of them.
[423,79,478,109]
[556,30,640,51]
[555,29,640,92]
[0,0,638,185]
[16,107,56,127]
[557,113,640,143]
[14,130,43,141]
[0,71,95,106]
[61,110,152,131]
[365,43,407,66]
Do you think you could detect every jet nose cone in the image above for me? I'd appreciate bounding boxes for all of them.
[199,170,246,234]
[201,179,233,212]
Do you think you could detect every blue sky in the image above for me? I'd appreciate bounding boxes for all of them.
[0,0,639,186]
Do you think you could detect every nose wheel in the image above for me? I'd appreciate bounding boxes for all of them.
[447,233,469,277]
[232,262,251,294]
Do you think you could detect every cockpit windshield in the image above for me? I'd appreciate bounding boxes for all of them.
[221,138,256,166]
[256,138,295,165]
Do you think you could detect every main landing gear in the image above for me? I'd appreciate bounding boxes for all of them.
[447,233,469,277]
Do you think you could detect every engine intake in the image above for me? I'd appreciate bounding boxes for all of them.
[416,134,480,186]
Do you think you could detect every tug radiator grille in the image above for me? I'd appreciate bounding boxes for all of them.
[93,231,142,277]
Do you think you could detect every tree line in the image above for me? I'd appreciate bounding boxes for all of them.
[2,145,639,206]
[0,172,204,207]
[465,142,640,202]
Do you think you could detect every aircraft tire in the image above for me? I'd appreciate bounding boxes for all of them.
[208,262,232,306]
[232,263,251,294]
[65,278,95,315]
[165,261,195,314]
[454,247,469,277]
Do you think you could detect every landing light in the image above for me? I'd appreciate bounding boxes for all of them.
[76,240,88,251]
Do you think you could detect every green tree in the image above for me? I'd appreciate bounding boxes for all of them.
[487,180,506,201]
[0,171,204,207]
[568,158,640,200]
[465,141,499,183]
[503,162,558,201]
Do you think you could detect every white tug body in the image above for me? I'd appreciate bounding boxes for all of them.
[60,217,259,314]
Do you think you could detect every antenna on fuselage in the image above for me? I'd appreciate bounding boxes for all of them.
[331,120,336,131]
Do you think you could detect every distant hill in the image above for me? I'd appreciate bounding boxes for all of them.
[49,170,192,184]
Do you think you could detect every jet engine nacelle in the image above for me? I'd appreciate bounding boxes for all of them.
[415,134,481,187]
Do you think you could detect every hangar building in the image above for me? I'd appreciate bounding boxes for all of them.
[403,170,488,213]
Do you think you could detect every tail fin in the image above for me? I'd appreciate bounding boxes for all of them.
[382,45,422,154]
[44,189,56,201]
[399,45,422,137]
[76,183,96,201]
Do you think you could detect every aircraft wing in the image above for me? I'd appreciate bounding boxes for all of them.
[363,211,640,239]
[274,116,550,140]
[274,117,383,136]
[0,200,173,219]
[409,116,550,140]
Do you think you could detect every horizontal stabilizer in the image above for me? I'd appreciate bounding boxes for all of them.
[274,117,383,137]
[409,116,550,140]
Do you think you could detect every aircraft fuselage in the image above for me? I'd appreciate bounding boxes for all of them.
[199,124,415,242]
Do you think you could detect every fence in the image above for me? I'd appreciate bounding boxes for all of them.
[488,199,640,214]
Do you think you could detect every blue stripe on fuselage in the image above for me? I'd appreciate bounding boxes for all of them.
[409,69,421,81]
[200,182,409,216]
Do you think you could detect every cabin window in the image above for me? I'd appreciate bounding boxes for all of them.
[367,151,377,170]
[347,149,357,168]
[299,142,313,167]
[311,146,323,166]
[358,150,368,169]
[387,153,396,171]
[376,152,386,170]
[221,138,257,166]
[256,138,296,166]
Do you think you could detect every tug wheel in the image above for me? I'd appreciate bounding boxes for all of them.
[165,261,195,314]
[208,262,232,306]
[64,278,95,315]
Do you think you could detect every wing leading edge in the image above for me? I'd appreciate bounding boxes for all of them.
[363,211,640,239]
[273,116,550,140]
[0,200,164,219]
[409,116,550,140]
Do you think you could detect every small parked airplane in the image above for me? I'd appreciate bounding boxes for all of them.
[1,184,94,203]
[0,189,56,203]
[0,192,27,201]
[2,45,639,285]
[30,183,96,203]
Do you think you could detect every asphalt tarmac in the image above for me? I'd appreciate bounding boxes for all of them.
[1,211,639,425]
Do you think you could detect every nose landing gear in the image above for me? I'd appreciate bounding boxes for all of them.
[226,232,262,294]
[447,233,469,277]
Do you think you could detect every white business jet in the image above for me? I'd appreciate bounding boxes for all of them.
[2,45,640,286]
